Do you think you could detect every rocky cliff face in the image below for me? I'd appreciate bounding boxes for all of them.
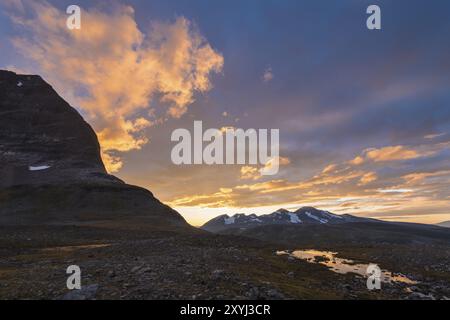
[0,70,109,187]
[0,70,187,227]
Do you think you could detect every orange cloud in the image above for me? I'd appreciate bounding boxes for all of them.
[365,146,421,162]
[322,164,337,173]
[358,172,378,186]
[349,156,364,165]
[239,156,290,180]
[240,166,260,180]
[167,188,235,208]
[349,145,437,165]
[402,170,450,185]
[7,0,223,172]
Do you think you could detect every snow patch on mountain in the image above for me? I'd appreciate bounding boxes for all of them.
[224,216,235,225]
[288,213,302,224]
[305,211,328,224]
[321,210,343,219]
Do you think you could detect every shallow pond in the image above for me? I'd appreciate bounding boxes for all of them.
[277,249,417,284]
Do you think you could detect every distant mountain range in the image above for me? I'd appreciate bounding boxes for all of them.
[201,207,377,232]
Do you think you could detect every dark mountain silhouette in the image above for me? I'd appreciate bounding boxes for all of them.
[0,70,186,227]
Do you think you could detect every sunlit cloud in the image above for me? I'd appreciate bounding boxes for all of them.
[322,164,337,174]
[402,170,450,185]
[167,187,235,208]
[5,0,223,172]
[424,132,445,139]
[240,166,260,180]
[262,66,273,83]
[353,146,418,164]
[377,188,414,194]
[239,157,290,180]
[358,172,378,186]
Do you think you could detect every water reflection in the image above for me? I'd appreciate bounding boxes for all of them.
[277,249,417,284]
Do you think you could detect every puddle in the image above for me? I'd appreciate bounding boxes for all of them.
[277,249,417,284]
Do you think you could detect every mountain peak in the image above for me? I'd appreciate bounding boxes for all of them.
[0,70,109,188]
[274,208,290,214]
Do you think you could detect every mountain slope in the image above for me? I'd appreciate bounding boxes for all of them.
[437,220,450,228]
[0,70,186,227]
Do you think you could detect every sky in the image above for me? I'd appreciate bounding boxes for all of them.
[1,0,450,226]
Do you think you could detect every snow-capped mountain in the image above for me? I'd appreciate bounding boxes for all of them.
[201,207,369,232]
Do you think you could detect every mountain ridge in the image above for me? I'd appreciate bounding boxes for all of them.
[201,206,377,232]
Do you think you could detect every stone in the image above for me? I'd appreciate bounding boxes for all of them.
[61,284,99,300]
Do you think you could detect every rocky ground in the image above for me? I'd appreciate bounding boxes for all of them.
[1,223,446,300]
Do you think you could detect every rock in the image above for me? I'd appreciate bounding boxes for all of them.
[61,284,99,300]
[140,267,152,274]
[266,289,284,299]
[131,266,142,273]
[407,292,435,300]
[343,284,352,291]
[211,269,225,280]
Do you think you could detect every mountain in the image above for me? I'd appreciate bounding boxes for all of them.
[201,207,374,232]
[437,220,450,228]
[0,70,186,227]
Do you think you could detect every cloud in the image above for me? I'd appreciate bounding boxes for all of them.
[349,156,364,165]
[350,145,436,165]
[322,164,337,173]
[239,156,290,180]
[402,170,450,185]
[262,67,273,83]
[424,133,445,139]
[365,146,421,162]
[240,166,260,180]
[358,172,378,186]
[167,188,235,208]
[6,0,223,172]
